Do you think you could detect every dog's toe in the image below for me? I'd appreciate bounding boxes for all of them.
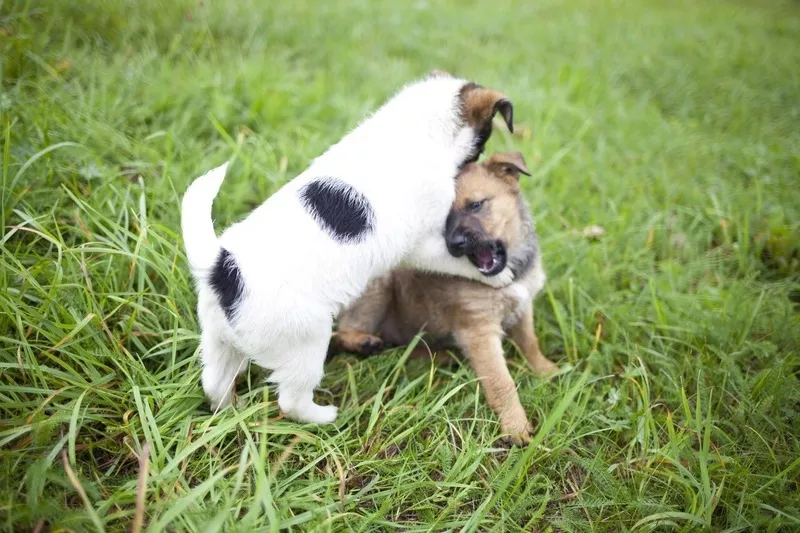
[499,420,534,447]
[500,430,532,447]
[332,331,384,356]
[532,358,558,378]
[358,335,384,355]
[283,403,339,425]
[309,405,339,424]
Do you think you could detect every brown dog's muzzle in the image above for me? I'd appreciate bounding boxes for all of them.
[445,210,483,257]
[445,210,508,276]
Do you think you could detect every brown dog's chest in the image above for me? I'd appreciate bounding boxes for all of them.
[381,270,536,344]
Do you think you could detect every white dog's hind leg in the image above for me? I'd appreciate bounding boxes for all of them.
[201,331,248,410]
[268,333,338,424]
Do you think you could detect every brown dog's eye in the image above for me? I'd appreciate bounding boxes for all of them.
[467,200,484,213]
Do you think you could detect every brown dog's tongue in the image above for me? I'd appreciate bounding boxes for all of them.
[474,248,493,269]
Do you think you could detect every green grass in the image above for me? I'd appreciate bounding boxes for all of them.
[1,0,799,530]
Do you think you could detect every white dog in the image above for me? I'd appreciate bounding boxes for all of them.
[182,72,515,423]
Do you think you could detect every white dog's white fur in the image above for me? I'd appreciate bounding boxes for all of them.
[182,75,514,423]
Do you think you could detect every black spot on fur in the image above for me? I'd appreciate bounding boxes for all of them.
[210,248,243,321]
[300,178,374,242]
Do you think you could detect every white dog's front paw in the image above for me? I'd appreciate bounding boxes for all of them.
[302,404,339,424]
[484,267,515,288]
[284,403,339,425]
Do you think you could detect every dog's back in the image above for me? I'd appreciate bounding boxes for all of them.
[181,75,518,422]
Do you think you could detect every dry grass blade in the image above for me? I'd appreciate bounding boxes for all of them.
[132,441,151,533]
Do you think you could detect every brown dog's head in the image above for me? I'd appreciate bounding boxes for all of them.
[445,152,531,276]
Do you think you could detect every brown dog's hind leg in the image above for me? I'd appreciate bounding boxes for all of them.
[508,307,557,377]
[333,329,385,356]
[457,328,532,445]
[333,274,393,355]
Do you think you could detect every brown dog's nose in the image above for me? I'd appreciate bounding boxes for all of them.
[447,232,469,257]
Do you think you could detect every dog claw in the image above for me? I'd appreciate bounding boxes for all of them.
[530,357,558,378]
[330,331,384,356]
[499,421,534,447]
[358,336,384,355]
[500,431,532,447]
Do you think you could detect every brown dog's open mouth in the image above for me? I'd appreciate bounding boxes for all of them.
[467,241,507,276]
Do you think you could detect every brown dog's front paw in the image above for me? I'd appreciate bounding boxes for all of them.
[500,420,534,447]
[532,357,558,378]
[334,330,384,356]
[500,427,533,447]
[500,431,531,447]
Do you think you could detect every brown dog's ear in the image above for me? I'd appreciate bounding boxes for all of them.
[460,84,514,133]
[486,151,531,180]
[427,69,453,79]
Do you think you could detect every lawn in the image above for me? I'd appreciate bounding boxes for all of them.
[1,0,799,530]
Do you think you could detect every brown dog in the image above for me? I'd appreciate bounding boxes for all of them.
[332,152,557,444]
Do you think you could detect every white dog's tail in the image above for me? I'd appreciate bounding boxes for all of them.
[181,162,229,274]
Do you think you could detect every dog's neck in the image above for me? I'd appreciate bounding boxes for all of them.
[506,197,539,280]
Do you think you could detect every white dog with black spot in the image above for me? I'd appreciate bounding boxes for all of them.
[181,72,516,423]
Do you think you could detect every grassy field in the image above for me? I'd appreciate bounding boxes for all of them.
[2,0,799,530]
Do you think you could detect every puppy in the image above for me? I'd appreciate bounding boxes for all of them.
[181,73,516,423]
[333,152,557,444]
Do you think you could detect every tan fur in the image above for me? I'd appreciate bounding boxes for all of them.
[427,69,453,79]
[333,154,557,445]
[460,84,509,128]
[484,152,530,187]
[460,83,513,133]
[455,156,526,254]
